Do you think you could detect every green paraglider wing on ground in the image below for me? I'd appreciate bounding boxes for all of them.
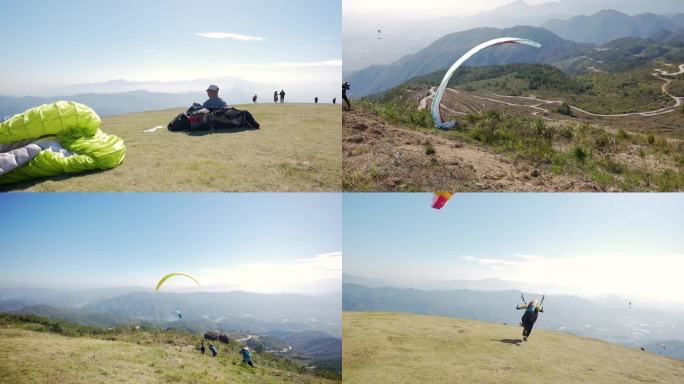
[0,101,126,184]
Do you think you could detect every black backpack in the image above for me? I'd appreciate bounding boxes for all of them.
[167,113,190,131]
[211,108,260,130]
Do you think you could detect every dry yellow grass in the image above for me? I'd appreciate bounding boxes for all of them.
[0,328,335,384]
[2,103,341,191]
[343,312,684,384]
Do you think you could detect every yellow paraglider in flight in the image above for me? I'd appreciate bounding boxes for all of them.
[431,192,454,209]
[155,273,200,291]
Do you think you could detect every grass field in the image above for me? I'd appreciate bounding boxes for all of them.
[0,326,336,384]
[343,312,684,384]
[1,103,341,191]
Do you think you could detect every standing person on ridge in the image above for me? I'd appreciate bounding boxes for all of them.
[279,89,286,103]
[209,344,218,357]
[314,96,318,104]
[273,91,278,104]
[199,342,206,355]
[252,94,257,104]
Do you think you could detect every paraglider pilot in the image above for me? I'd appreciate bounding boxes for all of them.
[240,346,255,367]
[516,296,543,341]
[342,82,351,110]
[199,342,206,355]
[209,344,218,357]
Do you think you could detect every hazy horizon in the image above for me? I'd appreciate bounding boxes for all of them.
[343,193,684,308]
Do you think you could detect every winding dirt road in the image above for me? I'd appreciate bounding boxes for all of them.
[419,63,684,119]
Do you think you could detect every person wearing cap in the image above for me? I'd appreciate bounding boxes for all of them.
[203,85,228,109]
[240,346,254,367]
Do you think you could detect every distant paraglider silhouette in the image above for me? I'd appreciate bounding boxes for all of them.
[377,29,382,39]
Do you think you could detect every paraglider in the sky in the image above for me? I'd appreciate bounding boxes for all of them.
[377,29,382,39]
[629,301,632,310]
[177,310,183,319]
[659,343,666,354]
[155,273,200,291]
[431,37,542,129]
[431,192,454,209]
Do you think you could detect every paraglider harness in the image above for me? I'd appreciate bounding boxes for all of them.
[519,293,544,337]
[167,103,260,132]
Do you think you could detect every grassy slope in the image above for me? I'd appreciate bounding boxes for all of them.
[2,103,341,192]
[408,64,673,114]
[0,328,335,384]
[343,312,684,384]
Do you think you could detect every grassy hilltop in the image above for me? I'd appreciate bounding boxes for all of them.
[2,103,341,192]
[343,312,684,384]
[0,314,338,384]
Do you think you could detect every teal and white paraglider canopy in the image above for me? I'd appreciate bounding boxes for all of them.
[431,37,542,129]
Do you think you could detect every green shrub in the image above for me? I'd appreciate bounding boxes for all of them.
[573,146,588,161]
[424,142,436,155]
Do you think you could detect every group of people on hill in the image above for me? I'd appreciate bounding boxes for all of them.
[273,90,286,103]
[198,342,255,367]
[203,83,352,107]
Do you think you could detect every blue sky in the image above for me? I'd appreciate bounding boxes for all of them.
[0,193,341,293]
[0,0,341,95]
[344,0,556,18]
[344,193,684,303]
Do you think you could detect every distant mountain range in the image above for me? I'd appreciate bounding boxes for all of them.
[0,75,336,118]
[0,91,202,118]
[83,291,341,335]
[543,10,684,44]
[0,288,341,336]
[343,283,684,360]
[347,26,592,97]
[347,20,684,98]
[343,1,684,74]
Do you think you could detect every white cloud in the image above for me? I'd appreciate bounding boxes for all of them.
[197,252,342,294]
[460,253,684,304]
[195,32,265,41]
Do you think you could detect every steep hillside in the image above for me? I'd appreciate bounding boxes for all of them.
[343,311,684,384]
[0,315,338,383]
[543,10,684,44]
